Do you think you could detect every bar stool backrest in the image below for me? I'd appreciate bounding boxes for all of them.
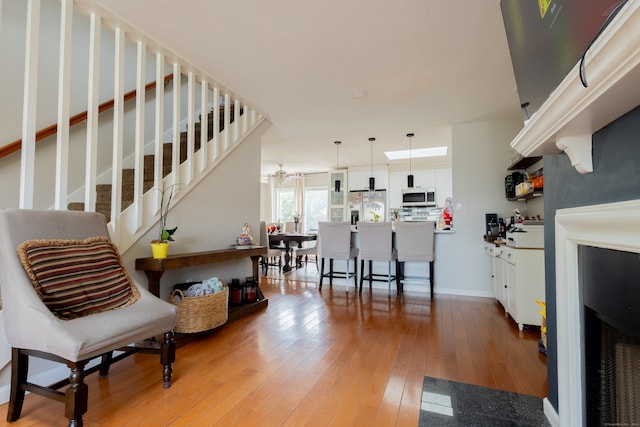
[395,221,435,262]
[357,222,394,261]
[318,222,353,260]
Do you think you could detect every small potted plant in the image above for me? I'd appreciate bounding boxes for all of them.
[150,183,181,258]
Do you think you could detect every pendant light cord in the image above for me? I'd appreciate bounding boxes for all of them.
[370,140,373,177]
[408,134,412,175]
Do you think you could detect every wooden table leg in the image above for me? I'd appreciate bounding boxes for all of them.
[143,271,165,297]
[282,242,292,272]
[250,255,261,282]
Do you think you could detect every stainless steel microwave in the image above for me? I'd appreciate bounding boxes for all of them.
[402,188,436,207]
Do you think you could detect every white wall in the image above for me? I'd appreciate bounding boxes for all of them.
[123,121,269,300]
[438,117,524,296]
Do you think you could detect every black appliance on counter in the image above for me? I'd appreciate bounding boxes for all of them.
[505,172,526,198]
[485,213,498,235]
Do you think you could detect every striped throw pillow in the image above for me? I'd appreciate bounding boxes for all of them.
[18,237,140,320]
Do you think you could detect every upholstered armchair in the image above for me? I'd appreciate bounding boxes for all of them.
[0,209,177,426]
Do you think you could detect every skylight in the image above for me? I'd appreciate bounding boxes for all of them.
[384,146,448,160]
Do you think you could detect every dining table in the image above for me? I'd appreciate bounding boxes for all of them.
[268,232,317,272]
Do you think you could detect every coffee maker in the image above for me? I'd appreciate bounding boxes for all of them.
[485,213,498,236]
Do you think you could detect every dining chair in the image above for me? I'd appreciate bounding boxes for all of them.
[357,222,397,296]
[295,240,318,270]
[395,221,435,297]
[317,222,358,292]
[0,208,177,426]
[284,221,295,234]
[259,221,283,274]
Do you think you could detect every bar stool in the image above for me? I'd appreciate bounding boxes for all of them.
[395,221,435,297]
[357,222,397,296]
[318,222,359,292]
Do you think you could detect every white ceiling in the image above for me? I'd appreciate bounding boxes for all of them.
[94,0,522,178]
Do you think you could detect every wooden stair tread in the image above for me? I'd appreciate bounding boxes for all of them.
[67,106,237,221]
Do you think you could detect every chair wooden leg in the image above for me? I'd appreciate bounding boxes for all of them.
[7,348,28,422]
[64,361,89,427]
[346,259,351,293]
[359,259,365,293]
[397,261,405,295]
[319,258,325,290]
[329,259,334,286]
[387,261,392,297]
[429,261,434,298]
[353,257,358,285]
[161,331,176,388]
[98,351,113,377]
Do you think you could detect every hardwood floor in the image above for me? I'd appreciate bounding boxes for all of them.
[0,267,547,426]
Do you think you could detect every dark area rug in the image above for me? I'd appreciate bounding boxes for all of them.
[419,376,551,426]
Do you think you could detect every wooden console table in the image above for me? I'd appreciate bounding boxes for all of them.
[135,246,268,323]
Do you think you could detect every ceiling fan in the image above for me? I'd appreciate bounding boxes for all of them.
[273,163,290,185]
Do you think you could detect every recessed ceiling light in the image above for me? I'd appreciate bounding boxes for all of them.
[351,89,368,99]
[384,146,448,160]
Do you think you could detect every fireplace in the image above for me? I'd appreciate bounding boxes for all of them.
[581,245,640,425]
[555,200,640,426]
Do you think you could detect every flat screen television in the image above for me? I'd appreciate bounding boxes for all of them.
[500,0,626,118]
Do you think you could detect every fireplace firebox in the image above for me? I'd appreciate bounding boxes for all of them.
[580,245,640,425]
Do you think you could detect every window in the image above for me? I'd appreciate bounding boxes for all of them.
[276,188,294,223]
[304,187,327,232]
[275,185,328,233]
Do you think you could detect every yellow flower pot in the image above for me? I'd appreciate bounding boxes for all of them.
[150,242,170,259]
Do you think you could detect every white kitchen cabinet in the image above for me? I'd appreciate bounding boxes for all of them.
[497,245,545,330]
[484,242,505,306]
[329,170,347,221]
[485,242,545,331]
[494,249,507,307]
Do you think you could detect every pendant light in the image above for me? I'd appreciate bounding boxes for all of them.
[407,132,415,188]
[368,137,376,191]
[334,140,342,193]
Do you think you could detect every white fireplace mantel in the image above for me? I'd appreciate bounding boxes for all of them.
[554,200,640,426]
[511,1,640,174]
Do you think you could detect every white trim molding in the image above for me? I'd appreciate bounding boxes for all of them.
[555,199,640,426]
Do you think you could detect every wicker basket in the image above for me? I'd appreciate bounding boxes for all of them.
[169,284,228,333]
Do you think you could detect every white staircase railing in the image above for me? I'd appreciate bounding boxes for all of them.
[3,0,265,253]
